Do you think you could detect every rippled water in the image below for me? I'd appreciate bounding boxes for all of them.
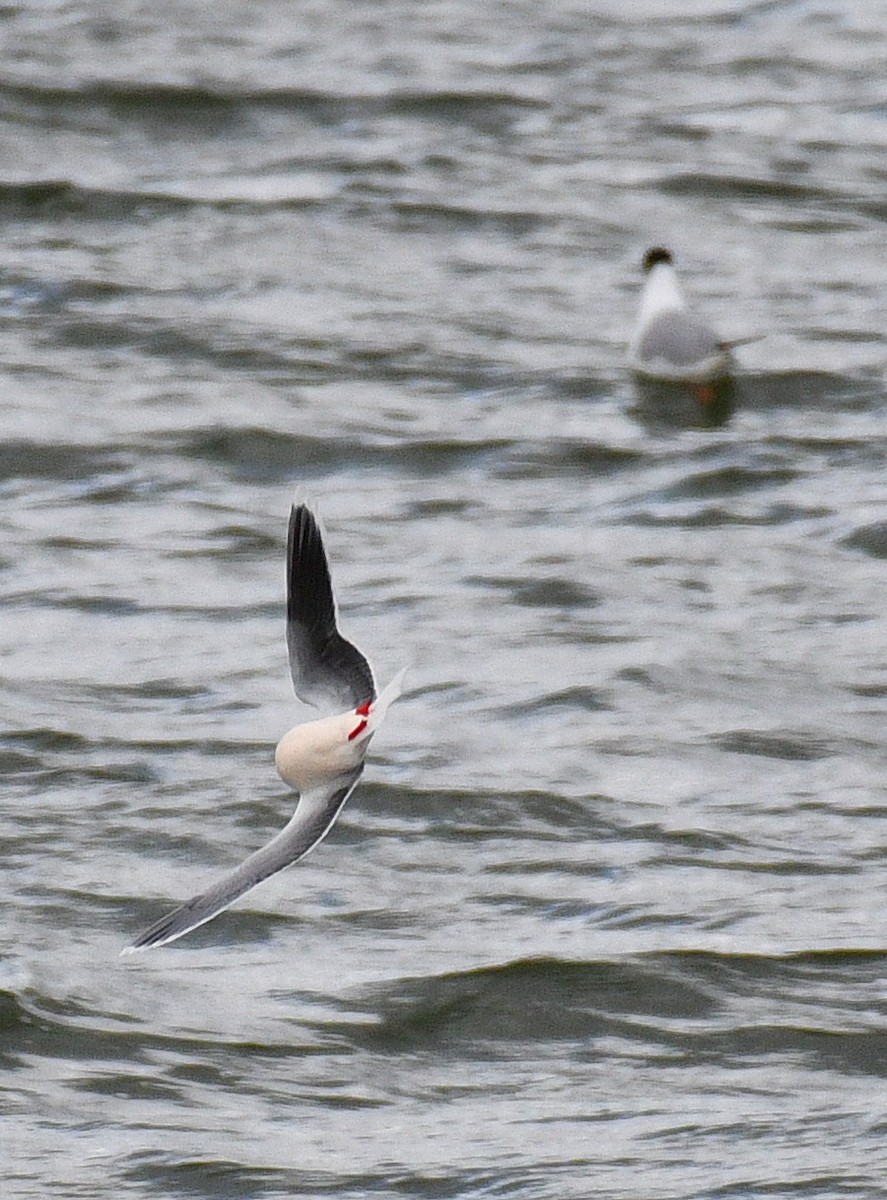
[2,2,886,1198]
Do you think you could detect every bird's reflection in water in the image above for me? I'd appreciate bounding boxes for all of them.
[630,375,735,432]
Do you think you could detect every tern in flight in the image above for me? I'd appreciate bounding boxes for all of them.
[124,504,406,953]
[629,247,754,401]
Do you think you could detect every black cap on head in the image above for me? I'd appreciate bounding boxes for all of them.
[643,246,673,273]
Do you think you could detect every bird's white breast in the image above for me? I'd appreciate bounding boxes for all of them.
[274,710,366,791]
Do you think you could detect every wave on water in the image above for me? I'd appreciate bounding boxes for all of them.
[4,949,884,1061]
[0,78,547,165]
[296,950,887,1058]
[0,440,128,482]
[841,522,887,560]
[0,177,549,241]
[160,427,517,481]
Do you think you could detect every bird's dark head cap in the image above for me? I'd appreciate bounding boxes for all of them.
[643,246,673,273]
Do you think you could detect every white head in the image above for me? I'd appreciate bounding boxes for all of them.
[638,245,685,321]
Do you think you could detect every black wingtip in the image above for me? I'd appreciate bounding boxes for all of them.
[121,906,193,954]
[285,504,375,713]
[287,504,335,631]
[288,504,325,575]
[643,246,673,273]
[122,888,228,954]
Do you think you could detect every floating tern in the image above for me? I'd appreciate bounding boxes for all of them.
[629,247,748,397]
[123,505,406,953]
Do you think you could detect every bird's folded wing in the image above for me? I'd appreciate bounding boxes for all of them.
[286,505,375,714]
[122,768,363,954]
[635,310,722,367]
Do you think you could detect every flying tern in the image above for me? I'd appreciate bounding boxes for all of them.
[123,505,405,953]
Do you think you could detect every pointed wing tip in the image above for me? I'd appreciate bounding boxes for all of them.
[287,503,329,583]
[120,932,170,956]
[721,334,765,349]
[121,910,202,954]
[287,504,320,561]
[120,937,165,957]
[289,502,321,538]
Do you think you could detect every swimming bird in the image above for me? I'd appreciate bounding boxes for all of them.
[629,247,736,393]
[123,504,406,953]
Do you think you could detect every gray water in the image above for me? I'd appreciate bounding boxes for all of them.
[2,2,886,1197]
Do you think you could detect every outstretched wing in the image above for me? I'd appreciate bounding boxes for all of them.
[122,767,363,954]
[286,505,375,714]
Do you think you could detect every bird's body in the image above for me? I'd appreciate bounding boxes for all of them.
[629,247,733,385]
[274,675,403,792]
[123,505,405,953]
[274,710,368,792]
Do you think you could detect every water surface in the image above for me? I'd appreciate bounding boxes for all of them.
[1,3,885,1198]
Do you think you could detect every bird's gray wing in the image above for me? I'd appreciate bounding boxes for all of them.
[636,309,722,368]
[286,505,375,714]
[122,767,363,953]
